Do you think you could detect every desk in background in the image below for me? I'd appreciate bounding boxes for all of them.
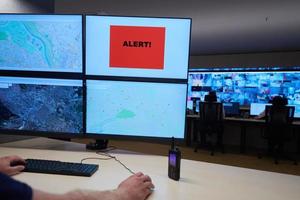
[186,115,300,153]
[1,138,300,200]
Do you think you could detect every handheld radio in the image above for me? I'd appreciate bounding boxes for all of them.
[168,137,181,181]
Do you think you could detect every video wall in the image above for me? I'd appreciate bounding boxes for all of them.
[0,14,191,139]
[187,69,300,117]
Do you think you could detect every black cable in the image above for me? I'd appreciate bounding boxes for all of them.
[112,156,135,175]
[80,156,113,163]
[96,151,135,175]
[80,151,135,175]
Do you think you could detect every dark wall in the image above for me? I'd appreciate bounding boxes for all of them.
[55,0,300,56]
[25,0,54,13]
[54,0,300,68]
[189,51,300,68]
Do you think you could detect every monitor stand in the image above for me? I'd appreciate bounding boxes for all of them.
[86,139,109,150]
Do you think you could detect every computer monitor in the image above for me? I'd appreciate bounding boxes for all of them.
[250,103,271,116]
[0,76,83,134]
[223,102,240,116]
[86,80,187,139]
[249,102,300,118]
[85,15,191,79]
[290,105,300,118]
[0,14,83,138]
[0,14,83,72]
[1,14,189,141]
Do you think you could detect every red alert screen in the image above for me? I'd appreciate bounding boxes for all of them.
[109,25,166,69]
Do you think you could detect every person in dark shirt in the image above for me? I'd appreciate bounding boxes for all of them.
[0,155,154,200]
[0,171,32,200]
[204,90,225,118]
[255,96,288,119]
[204,91,217,102]
[0,155,32,200]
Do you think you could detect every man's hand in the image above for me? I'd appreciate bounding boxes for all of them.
[31,172,155,200]
[0,155,25,176]
[116,172,155,200]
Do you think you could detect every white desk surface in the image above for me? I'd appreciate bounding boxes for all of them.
[1,138,300,200]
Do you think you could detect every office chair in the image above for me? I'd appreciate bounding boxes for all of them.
[194,102,224,155]
[259,105,297,165]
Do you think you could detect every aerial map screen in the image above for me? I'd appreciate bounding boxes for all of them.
[0,14,82,72]
[86,80,187,138]
[86,16,191,79]
[0,77,83,133]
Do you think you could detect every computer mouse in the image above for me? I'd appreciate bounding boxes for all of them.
[10,160,26,167]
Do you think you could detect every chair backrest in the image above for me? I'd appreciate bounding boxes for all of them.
[199,102,223,123]
[265,105,294,125]
[264,105,294,141]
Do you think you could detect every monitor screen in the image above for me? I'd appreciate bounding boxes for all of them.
[86,15,191,79]
[0,14,82,72]
[223,102,240,116]
[0,77,83,133]
[188,70,300,118]
[86,80,187,138]
[250,103,271,116]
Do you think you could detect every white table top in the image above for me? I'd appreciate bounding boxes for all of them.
[1,138,300,200]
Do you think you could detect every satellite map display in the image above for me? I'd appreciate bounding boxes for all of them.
[0,15,82,72]
[0,77,83,133]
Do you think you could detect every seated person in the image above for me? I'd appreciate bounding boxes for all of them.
[255,96,288,119]
[197,90,225,154]
[204,91,225,119]
[0,155,154,200]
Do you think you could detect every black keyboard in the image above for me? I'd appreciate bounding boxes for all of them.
[24,159,99,177]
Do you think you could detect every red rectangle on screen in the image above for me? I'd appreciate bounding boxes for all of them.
[109,25,165,69]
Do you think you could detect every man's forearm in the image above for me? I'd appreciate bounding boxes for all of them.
[66,189,121,200]
[33,189,121,200]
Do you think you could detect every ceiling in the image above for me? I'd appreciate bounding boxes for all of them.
[53,0,300,55]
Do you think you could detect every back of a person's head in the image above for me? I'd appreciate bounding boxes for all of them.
[271,96,288,108]
[205,91,217,102]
